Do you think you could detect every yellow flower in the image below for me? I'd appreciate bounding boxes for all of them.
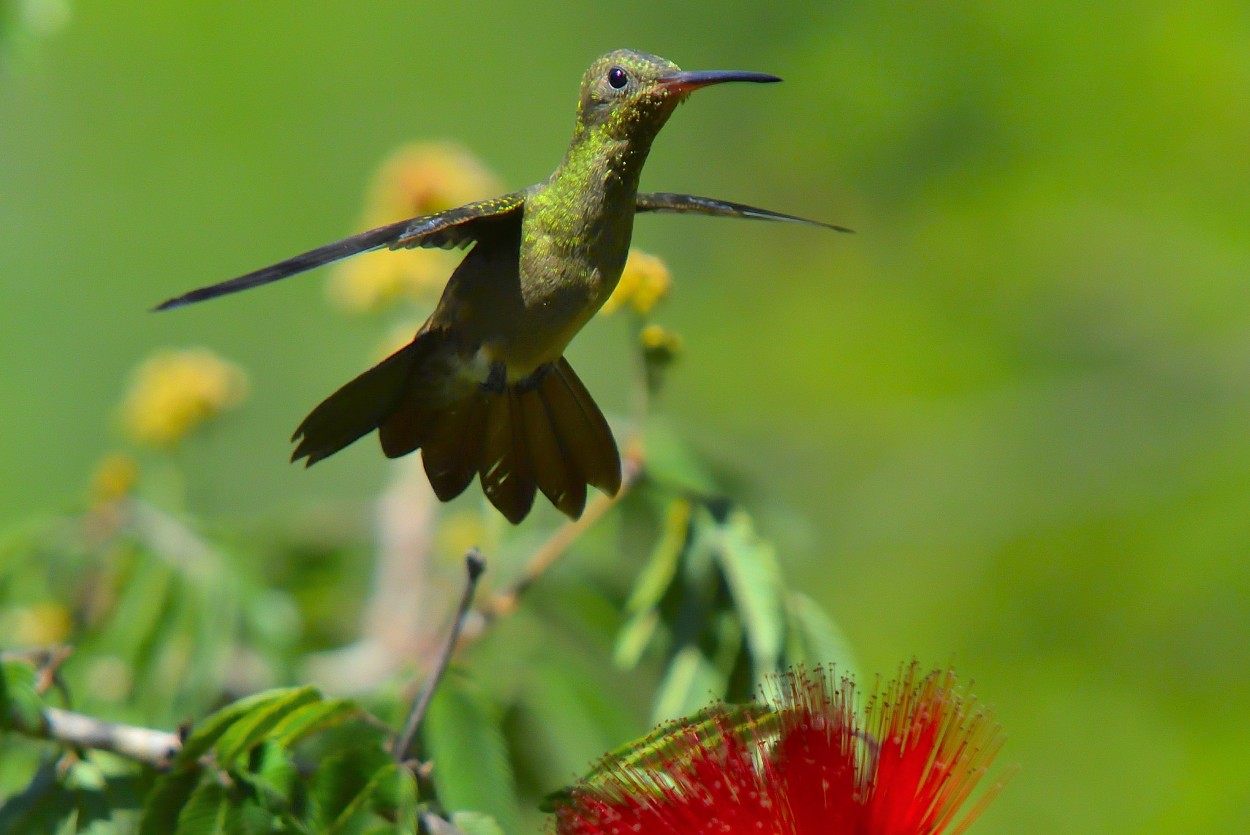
[1,603,73,646]
[120,349,248,447]
[601,249,672,316]
[639,324,683,394]
[90,452,139,503]
[329,143,502,314]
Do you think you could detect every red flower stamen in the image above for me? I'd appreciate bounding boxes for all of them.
[552,663,1009,835]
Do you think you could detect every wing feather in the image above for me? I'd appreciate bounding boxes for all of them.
[634,192,851,232]
[154,192,526,310]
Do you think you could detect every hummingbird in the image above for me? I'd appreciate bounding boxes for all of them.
[156,49,848,524]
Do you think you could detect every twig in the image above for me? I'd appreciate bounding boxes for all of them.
[479,451,644,622]
[391,550,486,763]
[34,707,181,768]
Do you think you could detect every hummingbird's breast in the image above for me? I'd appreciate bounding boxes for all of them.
[483,179,635,376]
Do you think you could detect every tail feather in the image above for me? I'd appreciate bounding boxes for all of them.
[378,387,437,459]
[479,389,537,524]
[542,359,622,497]
[291,337,432,466]
[419,392,488,501]
[293,339,618,523]
[518,387,587,519]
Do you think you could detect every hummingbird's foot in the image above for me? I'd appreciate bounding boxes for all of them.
[515,364,556,393]
[480,361,508,394]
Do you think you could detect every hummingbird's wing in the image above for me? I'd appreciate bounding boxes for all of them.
[153,192,527,311]
[635,192,851,232]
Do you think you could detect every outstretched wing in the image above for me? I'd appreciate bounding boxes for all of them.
[153,192,527,311]
[635,192,851,232]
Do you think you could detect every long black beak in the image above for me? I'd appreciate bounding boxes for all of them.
[657,70,781,94]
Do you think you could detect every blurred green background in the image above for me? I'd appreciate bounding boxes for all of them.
[3,1,1250,832]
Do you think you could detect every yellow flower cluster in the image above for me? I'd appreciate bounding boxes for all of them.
[330,143,502,314]
[120,348,248,447]
[600,249,672,316]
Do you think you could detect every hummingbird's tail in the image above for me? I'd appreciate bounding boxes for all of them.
[291,333,620,523]
[385,354,622,523]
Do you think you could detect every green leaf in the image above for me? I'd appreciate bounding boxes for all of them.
[99,548,178,682]
[213,686,321,766]
[709,508,786,678]
[96,770,153,816]
[320,761,413,834]
[449,811,506,835]
[175,686,317,767]
[228,800,286,835]
[640,419,719,494]
[308,743,392,831]
[623,498,692,616]
[422,671,519,835]
[614,499,692,669]
[0,659,43,731]
[64,765,116,832]
[365,762,417,831]
[266,697,359,749]
[140,770,203,835]
[242,741,299,813]
[651,644,726,723]
[0,762,76,835]
[517,654,639,792]
[612,607,660,670]
[173,781,230,835]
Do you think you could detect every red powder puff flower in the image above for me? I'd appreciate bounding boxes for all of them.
[551,663,1009,834]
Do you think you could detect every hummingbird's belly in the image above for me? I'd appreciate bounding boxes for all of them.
[441,187,634,379]
[496,264,616,376]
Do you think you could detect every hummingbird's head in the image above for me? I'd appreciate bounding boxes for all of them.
[573,49,781,144]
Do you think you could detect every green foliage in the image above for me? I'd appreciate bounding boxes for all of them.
[615,491,857,721]
[0,428,853,831]
[139,687,409,834]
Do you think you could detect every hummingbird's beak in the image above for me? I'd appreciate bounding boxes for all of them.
[656,70,782,95]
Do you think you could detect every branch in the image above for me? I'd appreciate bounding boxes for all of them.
[391,550,486,763]
[26,707,181,768]
[4,647,180,767]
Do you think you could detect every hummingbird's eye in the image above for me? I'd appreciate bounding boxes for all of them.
[607,67,628,90]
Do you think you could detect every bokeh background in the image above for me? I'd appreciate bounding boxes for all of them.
[3,1,1250,832]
